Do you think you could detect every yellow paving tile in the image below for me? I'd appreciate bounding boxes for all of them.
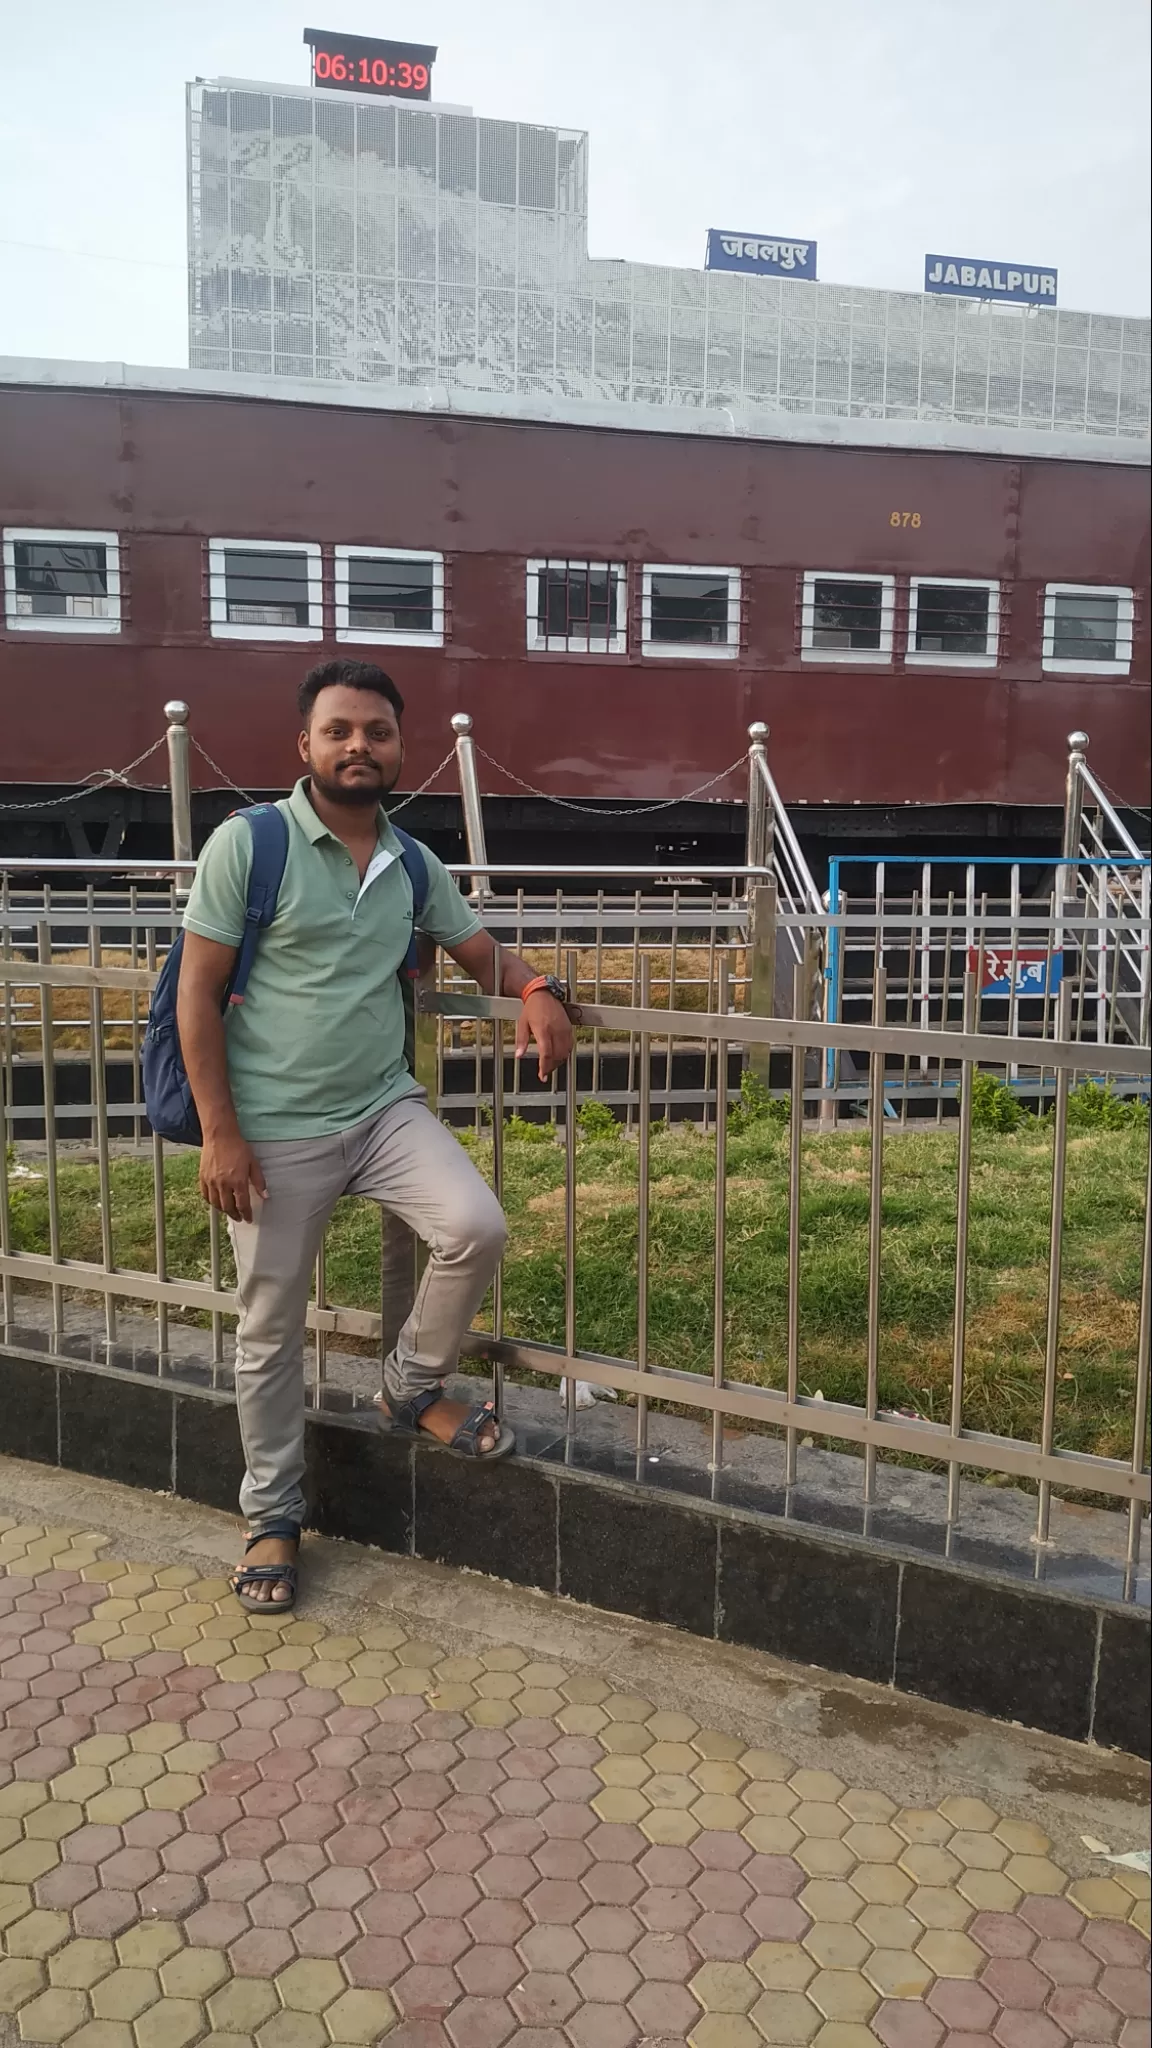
[795,1841,857,1880]
[898,1843,961,1886]
[645,1773,698,1811]
[48,1766,108,1804]
[159,1948,230,1999]
[0,1784,49,1820]
[693,1730,746,1762]
[802,1925,869,1971]
[938,1795,998,1831]
[646,1712,699,1742]
[433,1655,485,1684]
[994,1817,1051,1855]
[848,1863,914,1906]
[641,1806,701,1846]
[693,1761,748,1797]
[0,1958,46,2013]
[134,1997,206,2048]
[956,1867,1022,1912]
[807,1970,878,2022]
[949,1827,1008,1870]
[893,1808,951,1845]
[691,1961,760,2013]
[555,1703,608,1735]
[915,1929,983,1977]
[595,1756,651,1789]
[89,1967,161,2021]
[208,1979,280,2032]
[793,1802,850,1840]
[467,1698,517,1729]
[73,1737,131,1769]
[1003,1853,1066,1895]
[478,1644,527,1672]
[116,1927,182,1971]
[323,1987,398,2043]
[692,1794,749,1832]
[857,1904,924,1950]
[275,1960,346,2014]
[48,1941,117,1990]
[257,2018,329,2048]
[739,1748,793,1781]
[741,1816,802,1856]
[740,1781,798,1817]
[863,1948,934,1999]
[842,1822,902,1862]
[906,1884,972,1931]
[599,1722,655,1756]
[603,1692,654,1722]
[84,1789,145,1827]
[0,1842,60,1884]
[337,1679,388,1708]
[54,2022,135,2048]
[647,1743,699,1775]
[0,1884,33,1932]
[810,2025,878,2048]
[797,1881,862,1925]
[593,1787,649,1824]
[108,1754,166,1790]
[16,1985,89,2042]
[144,1774,203,1812]
[25,1803,83,1844]
[789,1771,845,1803]
[127,1725,184,1757]
[749,1943,817,1992]
[838,1788,896,1823]
[747,1990,821,2043]
[3,1909,71,1959]
[1067,1875,1135,1917]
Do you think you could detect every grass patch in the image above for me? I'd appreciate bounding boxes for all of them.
[6,1120,1147,1469]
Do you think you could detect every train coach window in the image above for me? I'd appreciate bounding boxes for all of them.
[800,572,895,662]
[335,547,445,648]
[907,577,1000,666]
[3,529,121,635]
[641,566,741,659]
[1042,584,1134,675]
[526,559,627,654]
[208,540,322,641]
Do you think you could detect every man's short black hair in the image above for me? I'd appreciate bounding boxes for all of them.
[298,660,405,724]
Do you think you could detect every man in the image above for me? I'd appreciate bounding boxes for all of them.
[177,659,572,1609]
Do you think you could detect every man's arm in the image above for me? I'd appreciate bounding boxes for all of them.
[176,932,268,1222]
[445,930,574,1080]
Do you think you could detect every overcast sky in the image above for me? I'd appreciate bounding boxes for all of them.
[1,0,1148,367]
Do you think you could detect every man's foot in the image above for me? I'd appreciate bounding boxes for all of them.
[376,1389,502,1456]
[231,1531,299,1606]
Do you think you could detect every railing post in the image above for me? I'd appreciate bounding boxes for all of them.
[451,712,491,902]
[165,701,193,867]
[1061,730,1089,863]
[746,879,777,1082]
[745,721,772,884]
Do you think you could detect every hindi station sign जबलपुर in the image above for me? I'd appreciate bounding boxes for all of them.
[924,255,1057,306]
[706,231,817,281]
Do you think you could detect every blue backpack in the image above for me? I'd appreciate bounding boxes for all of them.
[142,804,429,1145]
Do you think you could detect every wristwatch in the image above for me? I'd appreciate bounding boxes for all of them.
[520,974,570,1005]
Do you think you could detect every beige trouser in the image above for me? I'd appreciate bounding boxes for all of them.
[228,1094,507,1531]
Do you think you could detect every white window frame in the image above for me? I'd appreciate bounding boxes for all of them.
[800,570,895,665]
[3,527,122,636]
[1042,582,1134,676]
[335,545,445,649]
[640,564,741,660]
[906,576,1001,668]
[526,558,628,655]
[208,538,323,642]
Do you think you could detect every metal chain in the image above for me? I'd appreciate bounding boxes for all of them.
[472,745,748,817]
[188,737,258,806]
[0,736,170,811]
[387,749,458,814]
[1087,768,1152,827]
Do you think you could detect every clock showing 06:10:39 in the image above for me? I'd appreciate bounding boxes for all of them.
[303,27,438,101]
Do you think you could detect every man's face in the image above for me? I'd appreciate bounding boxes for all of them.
[299,685,404,806]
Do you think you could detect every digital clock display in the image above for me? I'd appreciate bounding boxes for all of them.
[303,27,437,100]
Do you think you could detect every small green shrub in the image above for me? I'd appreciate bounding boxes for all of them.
[728,1068,789,1135]
[970,1070,1026,1132]
[1063,1080,1149,1130]
[576,1098,619,1141]
[506,1113,553,1144]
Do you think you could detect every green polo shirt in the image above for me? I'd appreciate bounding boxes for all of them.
[182,779,481,1140]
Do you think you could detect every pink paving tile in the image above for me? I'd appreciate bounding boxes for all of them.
[405,1918,472,1968]
[486,1817,545,1857]
[183,1899,251,1947]
[451,1763,505,1798]
[161,1832,223,1876]
[442,1794,499,1834]
[208,1760,263,1797]
[1035,1938,1103,1987]
[567,2007,638,2048]
[995,2014,1070,2048]
[339,1789,398,1829]
[743,1852,806,1897]
[223,1817,282,1859]
[15,1742,70,1779]
[573,1952,640,2002]
[479,1855,538,1899]
[35,1864,99,1910]
[690,1911,757,1960]
[206,1858,270,1904]
[536,1802,595,1842]
[98,1845,161,1889]
[260,1744,315,1779]
[630,1976,701,2033]
[326,1821,389,1866]
[465,1899,531,1947]
[1047,1988,1124,2040]
[587,1823,647,1865]
[387,2024,456,2048]
[181,1793,243,1834]
[492,1779,551,1818]
[266,1843,328,1885]
[281,1799,341,1843]
[527,1879,589,1925]
[344,1933,410,1986]
[1118,2024,1152,2048]
[309,1866,373,1911]
[72,1888,139,1938]
[692,1869,753,1913]
[518,1924,585,1973]
[64,1823,123,1866]
[221,1729,276,1763]
[137,1873,204,1919]
[408,1742,461,1775]
[375,1847,437,1893]
[576,1906,643,1955]
[455,1946,521,1998]
[292,1907,360,1955]
[122,1809,182,1850]
[229,1926,297,1975]
[248,1881,312,1926]
[1020,1897,1088,1940]
[1099,1972,1152,2021]
[238,1697,289,1729]
[1085,1926,1151,1967]
[429,1834,488,1877]
[873,2010,947,2048]
[254,1670,305,1700]
[944,2034,999,2048]
[745,1894,809,1941]
[982,1958,1051,2009]
[974,1912,1041,1959]
[631,1931,696,1982]
[394,1964,464,2020]
[509,1974,580,2026]
[444,1997,517,2048]
[929,1981,1000,2031]
[533,1839,592,1882]
[581,1862,643,1906]
[635,1886,699,1933]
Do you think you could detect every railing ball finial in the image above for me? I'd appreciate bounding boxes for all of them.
[450,712,473,737]
[748,720,769,744]
[164,700,190,727]
[1067,730,1089,752]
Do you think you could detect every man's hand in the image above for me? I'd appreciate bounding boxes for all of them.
[515,990,573,1080]
[199,1131,267,1223]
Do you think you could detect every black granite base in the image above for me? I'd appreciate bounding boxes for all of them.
[1,1339,1148,1759]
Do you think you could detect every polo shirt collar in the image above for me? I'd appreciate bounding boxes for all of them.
[288,777,401,852]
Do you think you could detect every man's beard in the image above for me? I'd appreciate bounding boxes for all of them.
[307,760,401,808]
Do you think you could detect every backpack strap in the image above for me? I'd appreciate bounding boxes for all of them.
[227,805,291,1007]
[392,827,430,978]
